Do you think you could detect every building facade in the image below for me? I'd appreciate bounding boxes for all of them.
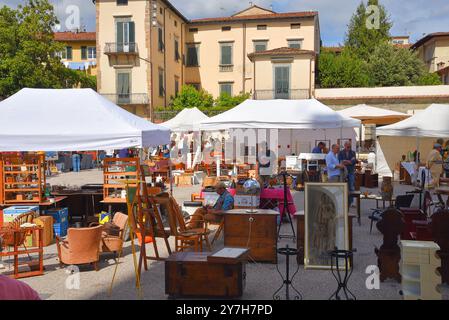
[412,32,449,73]
[96,1,320,119]
[54,31,97,76]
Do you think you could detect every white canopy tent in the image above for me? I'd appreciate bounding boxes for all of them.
[376,104,449,177]
[337,104,409,125]
[0,88,170,151]
[200,99,360,130]
[160,107,208,132]
[200,99,361,169]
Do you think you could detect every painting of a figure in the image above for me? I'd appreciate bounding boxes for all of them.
[305,183,349,269]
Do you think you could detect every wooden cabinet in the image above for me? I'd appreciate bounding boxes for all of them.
[223,209,278,263]
[103,157,140,203]
[165,251,247,298]
[400,240,441,300]
[1,154,46,204]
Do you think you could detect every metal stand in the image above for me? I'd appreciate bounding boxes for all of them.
[277,171,296,240]
[328,249,356,300]
[273,245,302,300]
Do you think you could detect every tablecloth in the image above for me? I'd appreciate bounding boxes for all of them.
[260,187,297,217]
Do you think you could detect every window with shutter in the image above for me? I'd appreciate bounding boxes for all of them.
[287,39,303,49]
[219,83,233,96]
[66,46,73,60]
[220,43,233,65]
[186,44,199,66]
[174,39,180,61]
[158,27,164,52]
[159,69,165,97]
[253,40,268,52]
[81,46,87,60]
[117,71,131,104]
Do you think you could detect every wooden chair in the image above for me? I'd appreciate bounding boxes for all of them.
[431,209,449,284]
[0,211,36,262]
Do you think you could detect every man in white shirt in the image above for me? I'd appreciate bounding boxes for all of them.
[326,144,344,182]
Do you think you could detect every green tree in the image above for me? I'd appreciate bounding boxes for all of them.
[0,0,95,99]
[368,43,442,86]
[170,85,214,110]
[318,50,371,88]
[345,0,392,60]
[215,91,251,109]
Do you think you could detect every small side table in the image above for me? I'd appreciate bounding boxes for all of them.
[328,249,356,300]
[273,245,302,300]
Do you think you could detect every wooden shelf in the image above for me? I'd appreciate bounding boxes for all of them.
[103,157,140,202]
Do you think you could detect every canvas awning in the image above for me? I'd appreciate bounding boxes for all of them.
[161,107,208,132]
[337,104,410,125]
[376,104,449,137]
[200,99,360,130]
[0,88,170,151]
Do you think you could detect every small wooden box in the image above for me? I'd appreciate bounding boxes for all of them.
[165,250,248,298]
[175,174,193,186]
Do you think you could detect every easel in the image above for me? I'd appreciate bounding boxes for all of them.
[137,166,172,275]
[277,171,296,241]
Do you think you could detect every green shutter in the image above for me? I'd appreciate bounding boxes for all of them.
[221,45,232,65]
[117,22,124,44]
[81,46,87,60]
[129,22,135,43]
[66,46,73,60]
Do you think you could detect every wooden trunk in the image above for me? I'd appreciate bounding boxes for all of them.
[165,252,246,298]
[223,209,278,263]
[364,173,379,188]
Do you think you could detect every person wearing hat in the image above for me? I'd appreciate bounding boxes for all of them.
[426,143,444,188]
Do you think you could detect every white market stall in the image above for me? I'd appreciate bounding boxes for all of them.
[0,88,170,151]
[376,103,449,178]
[337,104,410,150]
[160,107,209,169]
[199,99,360,173]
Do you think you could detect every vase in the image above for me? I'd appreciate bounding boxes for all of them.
[381,176,393,201]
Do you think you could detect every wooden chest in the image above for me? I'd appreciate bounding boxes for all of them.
[224,209,278,263]
[165,250,248,298]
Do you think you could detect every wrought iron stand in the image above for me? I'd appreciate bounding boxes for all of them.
[273,245,302,300]
[277,171,296,241]
[328,249,356,300]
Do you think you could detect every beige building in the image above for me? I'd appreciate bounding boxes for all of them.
[54,31,97,76]
[96,1,320,119]
[412,32,449,73]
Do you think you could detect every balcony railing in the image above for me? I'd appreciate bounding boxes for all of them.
[101,93,149,105]
[253,89,310,100]
[104,42,139,55]
[219,64,234,72]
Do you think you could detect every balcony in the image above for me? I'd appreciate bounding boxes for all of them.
[101,93,149,105]
[104,43,139,55]
[219,64,234,72]
[253,89,310,100]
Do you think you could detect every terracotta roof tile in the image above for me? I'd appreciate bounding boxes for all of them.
[190,11,318,24]
[54,32,96,42]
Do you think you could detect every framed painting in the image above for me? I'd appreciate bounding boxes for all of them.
[304,182,349,269]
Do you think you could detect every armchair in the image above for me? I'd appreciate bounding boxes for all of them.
[56,225,103,270]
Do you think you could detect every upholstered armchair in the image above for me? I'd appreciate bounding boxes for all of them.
[99,212,128,254]
[56,225,103,270]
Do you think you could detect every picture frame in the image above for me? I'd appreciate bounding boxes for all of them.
[304,182,349,269]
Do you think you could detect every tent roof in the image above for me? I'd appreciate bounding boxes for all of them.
[200,99,360,130]
[376,104,449,138]
[161,107,208,131]
[0,88,170,151]
[337,104,410,125]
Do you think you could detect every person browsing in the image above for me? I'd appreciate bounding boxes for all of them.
[339,142,357,205]
[326,144,345,182]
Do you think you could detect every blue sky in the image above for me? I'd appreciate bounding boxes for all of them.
[1,0,448,46]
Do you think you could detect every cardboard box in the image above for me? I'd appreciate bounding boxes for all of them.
[33,216,54,247]
[3,205,39,223]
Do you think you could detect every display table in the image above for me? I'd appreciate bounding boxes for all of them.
[223,209,278,263]
[260,187,297,217]
[294,211,355,265]
[52,190,103,225]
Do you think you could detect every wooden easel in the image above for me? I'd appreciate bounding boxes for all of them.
[136,166,172,276]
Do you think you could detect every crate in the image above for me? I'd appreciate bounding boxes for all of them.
[3,205,39,223]
[43,207,68,224]
[54,221,69,237]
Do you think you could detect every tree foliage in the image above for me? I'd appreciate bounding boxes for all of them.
[345,0,392,61]
[318,50,370,88]
[368,43,441,86]
[0,0,95,99]
[215,92,251,109]
[170,85,214,110]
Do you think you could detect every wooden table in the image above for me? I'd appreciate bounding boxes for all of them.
[361,194,396,209]
[294,212,356,265]
[0,196,67,209]
[223,209,278,263]
[0,226,44,279]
